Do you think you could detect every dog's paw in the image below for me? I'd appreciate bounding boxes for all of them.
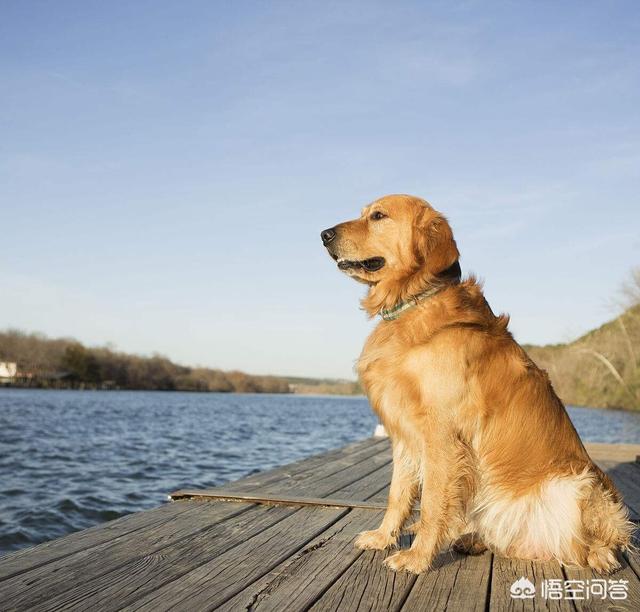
[452,533,488,555]
[384,549,430,574]
[355,529,395,550]
[587,547,622,574]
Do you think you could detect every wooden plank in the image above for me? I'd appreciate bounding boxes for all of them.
[328,460,390,502]
[37,506,315,612]
[0,500,198,581]
[222,437,388,494]
[217,512,488,612]
[123,462,395,611]
[231,441,391,500]
[366,483,391,503]
[1,443,392,610]
[288,452,391,501]
[307,544,417,611]
[489,557,569,611]
[283,461,412,612]
[216,509,383,612]
[280,466,414,612]
[624,531,640,590]
[400,550,492,612]
[215,464,395,611]
[296,468,485,612]
[1,502,290,611]
[125,507,347,612]
[585,443,640,463]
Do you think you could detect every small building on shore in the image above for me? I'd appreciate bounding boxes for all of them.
[0,361,18,383]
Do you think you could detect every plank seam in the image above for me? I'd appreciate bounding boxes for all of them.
[483,553,494,612]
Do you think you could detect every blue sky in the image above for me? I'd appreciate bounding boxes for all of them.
[1,1,639,379]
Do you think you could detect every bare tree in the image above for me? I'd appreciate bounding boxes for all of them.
[620,266,640,308]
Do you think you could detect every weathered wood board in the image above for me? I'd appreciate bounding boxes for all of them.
[0,439,638,611]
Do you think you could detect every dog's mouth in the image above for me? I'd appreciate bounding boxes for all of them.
[335,256,386,272]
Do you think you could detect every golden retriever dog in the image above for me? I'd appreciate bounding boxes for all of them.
[321,194,633,574]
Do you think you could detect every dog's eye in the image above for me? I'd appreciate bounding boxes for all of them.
[370,211,387,221]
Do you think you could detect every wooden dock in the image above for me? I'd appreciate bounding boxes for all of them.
[0,439,639,611]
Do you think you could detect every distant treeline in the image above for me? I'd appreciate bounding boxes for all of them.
[0,330,291,393]
[526,302,640,411]
[288,377,363,396]
[525,269,640,411]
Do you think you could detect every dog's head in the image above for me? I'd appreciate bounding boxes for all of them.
[321,194,460,314]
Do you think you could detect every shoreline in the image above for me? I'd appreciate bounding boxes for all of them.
[1,385,639,412]
[0,385,363,398]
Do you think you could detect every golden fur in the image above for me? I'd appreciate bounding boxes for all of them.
[322,194,633,574]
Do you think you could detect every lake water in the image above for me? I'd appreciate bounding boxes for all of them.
[0,388,639,554]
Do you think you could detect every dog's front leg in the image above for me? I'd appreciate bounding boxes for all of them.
[384,438,451,573]
[355,441,418,550]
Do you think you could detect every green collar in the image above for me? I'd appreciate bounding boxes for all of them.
[379,261,461,321]
[379,285,446,321]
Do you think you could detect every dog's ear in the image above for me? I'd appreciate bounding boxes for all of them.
[413,209,460,276]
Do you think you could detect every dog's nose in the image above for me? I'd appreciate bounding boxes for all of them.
[321,228,336,245]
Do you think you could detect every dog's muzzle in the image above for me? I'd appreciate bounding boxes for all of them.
[321,226,385,272]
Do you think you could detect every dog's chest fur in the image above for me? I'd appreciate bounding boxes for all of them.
[356,312,434,437]
[355,289,489,441]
